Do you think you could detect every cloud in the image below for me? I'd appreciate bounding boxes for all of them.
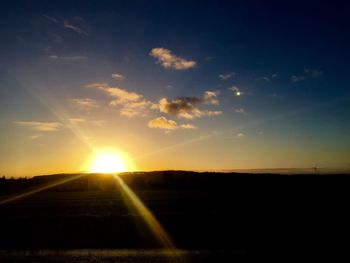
[71,98,99,110]
[259,74,277,82]
[30,134,41,140]
[43,15,59,24]
[290,69,323,83]
[234,108,246,114]
[14,121,64,132]
[68,118,86,124]
[63,19,88,35]
[48,33,63,44]
[68,118,104,126]
[158,91,222,119]
[180,124,197,129]
[118,100,156,117]
[230,86,243,96]
[150,47,197,70]
[219,72,237,80]
[236,132,245,138]
[86,83,156,117]
[148,117,197,130]
[304,69,323,78]
[112,73,125,81]
[48,55,87,60]
[261,77,270,82]
[148,117,178,130]
[165,85,174,90]
[203,91,219,105]
[204,56,216,61]
[290,75,306,83]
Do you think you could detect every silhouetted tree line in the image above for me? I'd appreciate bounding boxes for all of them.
[1,171,350,195]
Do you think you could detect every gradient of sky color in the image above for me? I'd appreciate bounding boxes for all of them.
[1,0,350,176]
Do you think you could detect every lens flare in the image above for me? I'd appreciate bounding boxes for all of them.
[90,153,126,173]
[86,148,135,173]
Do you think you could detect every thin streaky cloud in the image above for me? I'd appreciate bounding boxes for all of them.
[219,72,236,80]
[63,20,88,35]
[30,134,41,140]
[290,68,323,83]
[180,124,197,129]
[43,15,59,24]
[68,118,86,124]
[290,75,306,83]
[14,121,64,132]
[234,108,246,114]
[71,98,99,110]
[48,55,87,60]
[236,132,245,139]
[112,73,125,80]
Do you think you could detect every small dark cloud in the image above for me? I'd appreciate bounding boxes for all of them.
[158,91,221,119]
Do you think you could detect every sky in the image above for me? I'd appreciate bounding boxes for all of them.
[1,0,350,176]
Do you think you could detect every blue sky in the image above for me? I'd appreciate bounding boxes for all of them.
[1,1,350,175]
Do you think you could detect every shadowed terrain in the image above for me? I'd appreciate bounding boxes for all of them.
[1,171,350,260]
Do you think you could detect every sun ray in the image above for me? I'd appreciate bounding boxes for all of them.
[0,174,87,205]
[113,175,182,261]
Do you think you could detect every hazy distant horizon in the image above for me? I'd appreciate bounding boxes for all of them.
[2,166,350,178]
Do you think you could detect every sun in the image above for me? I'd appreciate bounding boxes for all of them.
[89,152,129,173]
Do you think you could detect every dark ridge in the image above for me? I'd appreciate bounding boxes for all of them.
[1,171,350,256]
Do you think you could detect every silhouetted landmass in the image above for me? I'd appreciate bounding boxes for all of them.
[1,171,350,258]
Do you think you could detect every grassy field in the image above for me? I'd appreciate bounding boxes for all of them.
[1,172,350,260]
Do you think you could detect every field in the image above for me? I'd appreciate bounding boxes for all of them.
[1,172,350,261]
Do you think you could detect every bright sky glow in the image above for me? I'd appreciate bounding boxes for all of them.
[90,153,127,173]
[1,1,350,176]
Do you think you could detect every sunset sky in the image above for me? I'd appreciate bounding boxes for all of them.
[1,1,350,176]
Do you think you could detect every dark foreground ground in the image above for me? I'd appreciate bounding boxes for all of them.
[1,171,350,261]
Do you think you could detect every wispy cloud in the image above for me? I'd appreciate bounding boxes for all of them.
[68,118,104,127]
[150,47,197,70]
[30,134,41,140]
[304,69,323,78]
[14,121,64,132]
[86,83,156,117]
[43,15,89,36]
[48,55,87,60]
[219,72,237,80]
[234,108,246,114]
[230,86,243,96]
[112,73,125,81]
[63,19,88,35]
[180,123,197,129]
[290,69,323,83]
[48,33,63,44]
[71,98,99,110]
[158,91,221,119]
[290,75,306,83]
[258,74,278,82]
[236,132,245,139]
[43,15,59,24]
[148,117,196,130]
[68,118,86,124]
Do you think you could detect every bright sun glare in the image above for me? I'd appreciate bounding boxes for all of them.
[90,153,128,173]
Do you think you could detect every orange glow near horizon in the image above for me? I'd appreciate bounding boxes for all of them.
[86,148,135,173]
